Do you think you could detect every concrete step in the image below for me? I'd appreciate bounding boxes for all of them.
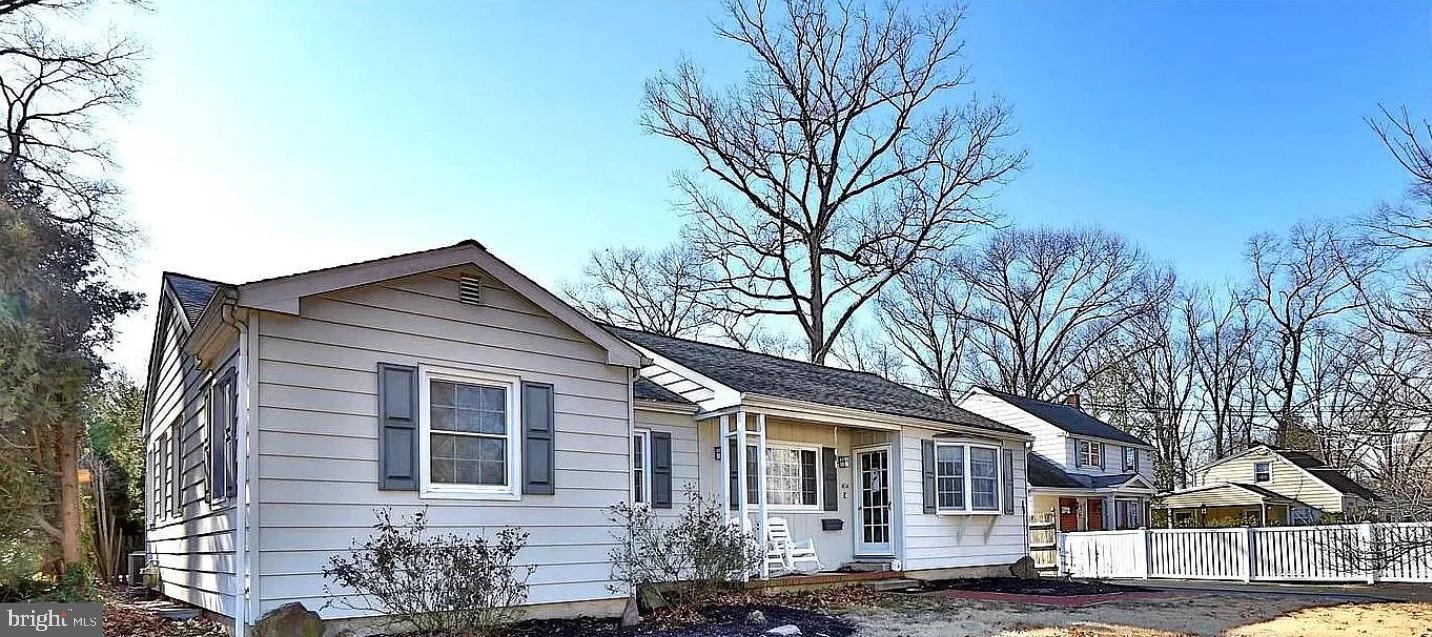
[845,560,894,572]
[865,578,925,593]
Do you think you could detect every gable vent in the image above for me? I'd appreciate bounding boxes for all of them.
[458,275,482,305]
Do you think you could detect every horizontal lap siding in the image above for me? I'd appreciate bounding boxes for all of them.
[635,409,701,512]
[145,301,240,617]
[959,393,1066,470]
[1199,450,1345,513]
[254,267,632,618]
[898,428,1028,572]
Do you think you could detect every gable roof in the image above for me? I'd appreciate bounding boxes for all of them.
[177,240,644,368]
[163,272,228,325]
[634,377,696,407]
[1156,481,1304,508]
[976,387,1152,448]
[613,326,1022,436]
[1196,444,1381,502]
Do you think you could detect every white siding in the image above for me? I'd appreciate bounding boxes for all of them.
[144,295,240,617]
[1196,448,1346,513]
[959,392,1066,467]
[634,407,701,514]
[251,266,633,618]
[898,427,1029,572]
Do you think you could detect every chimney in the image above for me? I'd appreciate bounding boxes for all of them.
[1064,393,1081,409]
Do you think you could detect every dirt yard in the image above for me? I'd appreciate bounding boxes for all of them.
[846,592,1432,637]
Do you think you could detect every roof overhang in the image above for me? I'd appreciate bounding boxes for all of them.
[1153,482,1299,509]
[963,386,1155,450]
[213,241,643,368]
[634,399,700,415]
[697,393,1033,441]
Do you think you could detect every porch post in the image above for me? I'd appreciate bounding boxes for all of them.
[735,411,749,533]
[756,412,769,579]
[719,415,730,516]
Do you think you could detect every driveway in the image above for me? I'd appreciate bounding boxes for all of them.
[844,590,1432,637]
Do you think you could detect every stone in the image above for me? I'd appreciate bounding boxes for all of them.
[636,583,668,614]
[252,602,324,637]
[766,625,802,636]
[745,609,768,626]
[1009,555,1040,579]
[620,595,643,628]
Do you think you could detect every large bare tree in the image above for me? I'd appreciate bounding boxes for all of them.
[643,0,1023,363]
[874,259,973,402]
[562,244,718,338]
[1182,284,1266,458]
[945,226,1175,400]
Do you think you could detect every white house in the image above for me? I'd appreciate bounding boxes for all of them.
[1154,444,1381,526]
[958,387,1157,533]
[142,240,1033,635]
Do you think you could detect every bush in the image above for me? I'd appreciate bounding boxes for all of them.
[323,508,533,636]
[607,491,763,608]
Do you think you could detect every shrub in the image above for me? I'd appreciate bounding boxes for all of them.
[607,491,763,608]
[323,508,533,636]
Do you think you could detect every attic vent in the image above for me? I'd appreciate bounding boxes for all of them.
[458,275,482,305]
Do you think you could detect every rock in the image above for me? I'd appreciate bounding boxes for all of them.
[620,595,642,628]
[636,583,668,614]
[745,609,768,626]
[1009,555,1040,579]
[766,625,802,636]
[252,602,323,637]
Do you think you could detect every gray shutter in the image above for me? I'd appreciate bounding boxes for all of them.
[1074,440,1082,468]
[822,447,838,512]
[728,439,739,511]
[224,371,238,498]
[650,431,672,509]
[522,382,556,495]
[921,439,936,514]
[1002,449,1015,515]
[377,364,418,491]
[207,380,223,500]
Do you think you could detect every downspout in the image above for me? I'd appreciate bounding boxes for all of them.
[222,303,250,636]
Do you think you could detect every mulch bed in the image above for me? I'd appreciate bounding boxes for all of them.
[509,604,856,637]
[103,588,228,637]
[912,577,1177,608]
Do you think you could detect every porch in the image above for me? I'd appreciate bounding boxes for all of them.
[1151,483,1300,528]
[702,408,904,579]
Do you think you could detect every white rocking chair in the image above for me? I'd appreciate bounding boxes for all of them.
[765,516,822,575]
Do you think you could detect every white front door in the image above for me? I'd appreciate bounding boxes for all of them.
[855,447,893,556]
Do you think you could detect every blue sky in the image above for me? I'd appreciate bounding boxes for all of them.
[104,1,1431,378]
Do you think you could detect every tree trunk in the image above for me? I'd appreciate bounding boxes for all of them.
[56,416,84,571]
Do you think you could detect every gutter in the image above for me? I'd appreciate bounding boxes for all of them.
[221,302,251,636]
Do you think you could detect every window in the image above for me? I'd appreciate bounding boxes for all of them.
[935,443,1002,514]
[766,447,819,508]
[209,372,238,503]
[166,423,180,517]
[726,442,819,509]
[419,367,520,498]
[1253,461,1272,483]
[632,430,650,505]
[1122,447,1138,472]
[1115,499,1143,529]
[936,445,964,510]
[150,442,162,524]
[1078,440,1103,468]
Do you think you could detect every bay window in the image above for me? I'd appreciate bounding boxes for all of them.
[419,367,520,499]
[935,442,1002,514]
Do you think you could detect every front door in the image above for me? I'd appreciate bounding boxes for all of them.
[1058,497,1079,532]
[855,447,893,556]
[1086,499,1105,531]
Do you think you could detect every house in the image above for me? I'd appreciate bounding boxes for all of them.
[1153,444,1381,527]
[957,387,1157,533]
[141,240,1033,635]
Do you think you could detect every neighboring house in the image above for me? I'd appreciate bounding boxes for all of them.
[142,241,1033,635]
[958,387,1157,533]
[1154,444,1382,527]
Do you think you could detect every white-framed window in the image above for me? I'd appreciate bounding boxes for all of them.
[1078,440,1103,468]
[418,366,521,500]
[150,441,162,525]
[1122,447,1138,472]
[1115,498,1143,529]
[209,371,238,504]
[1253,461,1272,483]
[935,442,1002,514]
[765,444,820,509]
[632,429,651,505]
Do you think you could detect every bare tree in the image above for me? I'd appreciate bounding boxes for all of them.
[0,2,141,239]
[643,0,1024,363]
[562,244,718,338]
[1247,221,1380,446]
[1122,307,1199,490]
[874,260,973,402]
[1183,284,1266,458]
[946,226,1175,400]
[831,327,907,382]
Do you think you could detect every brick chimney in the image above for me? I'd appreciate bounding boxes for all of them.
[1064,393,1081,409]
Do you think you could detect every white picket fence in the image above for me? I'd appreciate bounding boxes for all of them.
[1058,522,1432,584]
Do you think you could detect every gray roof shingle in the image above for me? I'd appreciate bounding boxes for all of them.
[1270,448,1381,501]
[611,327,1022,436]
[980,387,1151,448]
[634,378,696,407]
[164,272,229,324]
[1025,452,1145,489]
